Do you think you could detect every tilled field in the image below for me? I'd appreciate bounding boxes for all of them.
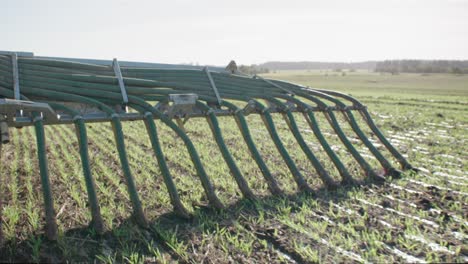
[0,74,467,263]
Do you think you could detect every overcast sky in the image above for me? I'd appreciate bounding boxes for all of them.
[2,0,467,66]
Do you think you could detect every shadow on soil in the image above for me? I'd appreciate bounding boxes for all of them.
[0,178,384,263]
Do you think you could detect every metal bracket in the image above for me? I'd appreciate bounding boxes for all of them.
[167,94,199,117]
[0,99,59,126]
[284,101,297,111]
[175,117,191,133]
[204,67,222,105]
[242,100,258,115]
[266,101,282,112]
[112,58,129,110]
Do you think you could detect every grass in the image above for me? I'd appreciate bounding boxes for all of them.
[0,70,467,263]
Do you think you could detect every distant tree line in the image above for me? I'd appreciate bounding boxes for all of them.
[259,61,376,71]
[375,60,468,74]
[238,64,270,75]
[237,60,468,74]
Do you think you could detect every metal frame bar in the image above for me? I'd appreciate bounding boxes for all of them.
[0,99,362,127]
[0,99,59,125]
[204,67,222,105]
[112,58,129,105]
[11,53,20,100]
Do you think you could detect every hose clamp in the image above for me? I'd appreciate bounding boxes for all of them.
[72,115,84,121]
[32,115,43,123]
[206,109,214,116]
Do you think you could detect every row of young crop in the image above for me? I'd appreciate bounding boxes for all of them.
[1,98,466,262]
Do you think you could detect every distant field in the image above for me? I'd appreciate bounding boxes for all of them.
[0,71,467,263]
[264,70,468,99]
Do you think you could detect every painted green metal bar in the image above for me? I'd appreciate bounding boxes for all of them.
[314,88,414,171]
[296,88,398,177]
[293,90,383,182]
[41,82,223,209]
[47,102,105,234]
[121,96,225,210]
[0,88,61,240]
[7,71,225,210]
[75,117,106,231]
[264,96,339,189]
[110,115,149,227]
[360,109,415,171]
[275,94,356,185]
[125,75,336,191]
[141,111,191,218]
[254,77,346,187]
[0,54,416,241]
[343,108,401,177]
[253,100,313,192]
[303,110,357,185]
[263,79,406,175]
[196,101,256,200]
[11,85,149,228]
[33,115,58,240]
[221,100,283,194]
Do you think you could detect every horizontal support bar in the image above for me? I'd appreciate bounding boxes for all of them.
[0,99,59,125]
[1,104,365,127]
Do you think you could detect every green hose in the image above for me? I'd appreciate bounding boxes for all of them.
[33,115,58,240]
[253,100,313,193]
[275,94,356,185]
[221,101,282,194]
[141,111,191,218]
[47,102,105,234]
[10,85,149,227]
[292,90,382,181]
[196,101,256,200]
[263,96,339,189]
